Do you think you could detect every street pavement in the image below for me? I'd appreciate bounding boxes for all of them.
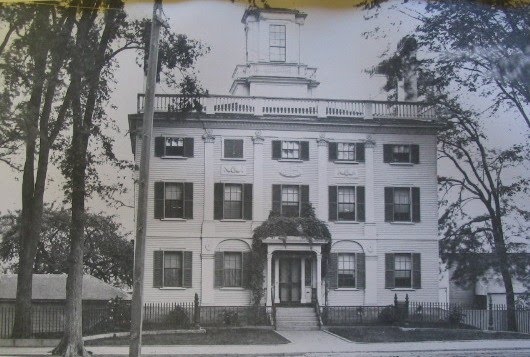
[0,330,529,356]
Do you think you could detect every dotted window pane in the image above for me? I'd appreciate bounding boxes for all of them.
[281,141,300,159]
[337,143,356,161]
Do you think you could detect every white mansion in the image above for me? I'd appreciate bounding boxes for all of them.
[129,7,440,310]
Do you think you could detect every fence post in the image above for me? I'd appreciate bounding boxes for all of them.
[194,293,200,328]
[488,295,494,331]
[394,293,398,321]
[405,294,409,321]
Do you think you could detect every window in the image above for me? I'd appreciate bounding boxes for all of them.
[394,254,412,288]
[282,141,300,159]
[223,184,243,219]
[163,252,183,287]
[383,144,419,164]
[328,142,365,162]
[338,253,356,288]
[384,187,420,222]
[281,186,300,217]
[224,139,244,159]
[337,143,356,161]
[164,183,184,218]
[328,186,365,222]
[154,137,194,158]
[272,184,309,217]
[385,253,420,289]
[337,187,356,221]
[214,183,253,220]
[154,182,193,219]
[269,24,286,62]
[393,188,411,221]
[153,250,193,288]
[223,252,242,287]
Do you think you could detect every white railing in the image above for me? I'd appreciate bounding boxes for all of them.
[137,94,437,121]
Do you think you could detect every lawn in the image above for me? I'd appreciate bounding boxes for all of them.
[85,328,290,346]
[328,326,530,343]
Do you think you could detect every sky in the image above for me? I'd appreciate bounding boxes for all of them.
[0,0,527,236]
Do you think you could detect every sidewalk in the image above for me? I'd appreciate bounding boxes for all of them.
[1,330,530,356]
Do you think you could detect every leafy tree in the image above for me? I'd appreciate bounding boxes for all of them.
[365,0,530,331]
[0,207,133,288]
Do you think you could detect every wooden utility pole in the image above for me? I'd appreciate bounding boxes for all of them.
[130,1,166,356]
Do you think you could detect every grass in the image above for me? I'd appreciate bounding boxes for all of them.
[85,328,290,346]
[328,326,530,343]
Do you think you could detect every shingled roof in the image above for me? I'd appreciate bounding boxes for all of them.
[0,274,130,301]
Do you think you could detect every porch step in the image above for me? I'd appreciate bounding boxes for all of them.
[275,307,320,331]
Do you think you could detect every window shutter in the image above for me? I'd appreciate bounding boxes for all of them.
[412,253,421,289]
[412,187,421,222]
[356,186,365,222]
[272,185,281,215]
[300,141,309,161]
[385,253,395,289]
[357,253,366,289]
[184,183,193,219]
[384,187,394,222]
[183,251,193,288]
[242,252,251,288]
[154,182,165,219]
[328,142,337,161]
[327,253,338,289]
[153,251,163,288]
[411,144,420,164]
[356,143,365,162]
[328,186,337,221]
[214,251,224,288]
[214,183,224,220]
[272,140,282,159]
[154,137,165,157]
[183,138,194,157]
[243,184,253,220]
[383,144,392,163]
[300,185,310,216]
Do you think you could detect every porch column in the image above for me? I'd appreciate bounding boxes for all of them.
[316,135,328,221]
[266,252,273,306]
[274,257,280,304]
[316,253,322,305]
[300,258,306,304]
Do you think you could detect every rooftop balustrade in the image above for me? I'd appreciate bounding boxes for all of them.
[136,94,437,121]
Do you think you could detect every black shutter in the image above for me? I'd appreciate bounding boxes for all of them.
[272,185,282,215]
[356,186,365,222]
[300,185,309,216]
[214,183,224,220]
[384,187,394,222]
[184,183,193,219]
[327,253,338,289]
[300,141,309,161]
[356,143,365,162]
[214,251,224,288]
[412,253,421,289]
[383,144,393,163]
[242,252,251,288]
[412,187,420,222]
[272,140,282,159]
[357,253,366,289]
[183,251,193,288]
[411,144,420,164]
[155,137,165,157]
[328,142,337,161]
[243,184,253,220]
[153,251,163,288]
[183,138,194,157]
[154,182,165,219]
[328,186,337,221]
[385,253,395,289]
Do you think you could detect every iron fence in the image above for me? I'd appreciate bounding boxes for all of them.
[200,306,268,326]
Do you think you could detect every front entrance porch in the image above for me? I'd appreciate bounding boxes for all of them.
[263,236,327,307]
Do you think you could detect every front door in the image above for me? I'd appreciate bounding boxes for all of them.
[279,257,301,304]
